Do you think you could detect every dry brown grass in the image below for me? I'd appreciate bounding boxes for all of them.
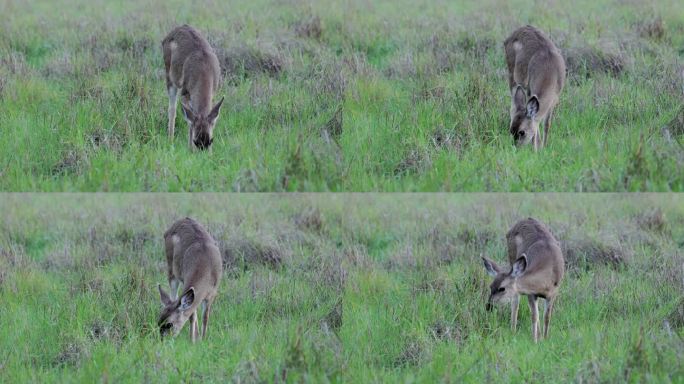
[222,238,287,273]
[563,238,629,274]
[293,15,323,40]
[216,45,285,82]
[563,46,625,81]
[634,17,666,41]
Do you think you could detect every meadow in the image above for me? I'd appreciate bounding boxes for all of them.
[0,194,682,382]
[0,0,683,191]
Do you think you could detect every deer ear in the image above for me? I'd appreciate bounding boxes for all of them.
[482,257,502,277]
[511,254,528,277]
[158,284,172,306]
[512,85,527,111]
[179,287,195,311]
[526,96,539,118]
[208,96,224,123]
[181,101,195,122]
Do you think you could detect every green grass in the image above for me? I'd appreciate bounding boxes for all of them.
[0,194,682,382]
[0,0,683,191]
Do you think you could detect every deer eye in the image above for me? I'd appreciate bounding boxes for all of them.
[498,287,506,293]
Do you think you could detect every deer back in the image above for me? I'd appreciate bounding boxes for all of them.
[504,26,565,103]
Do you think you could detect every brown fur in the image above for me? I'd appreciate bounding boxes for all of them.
[483,218,565,342]
[162,25,224,151]
[504,25,565,150]
[158,217,222,342]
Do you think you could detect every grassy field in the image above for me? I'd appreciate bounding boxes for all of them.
[0,0,683,191]
[0,194,682,382]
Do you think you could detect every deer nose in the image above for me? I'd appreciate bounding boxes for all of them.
[160,323,173,336]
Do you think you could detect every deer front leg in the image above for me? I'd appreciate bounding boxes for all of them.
[180,94,196,151]
[511,294,520,332]
[189,311,198,343]
[528,295,539,343]
[169,277,180,301]
[543,297,555,339]
[201,299,213,338]
[167,85,178,140]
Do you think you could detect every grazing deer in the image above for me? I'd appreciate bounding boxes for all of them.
[504,25,565,150]
[158,217,222,342]
[162,25,224,151]
[482,218,564,342]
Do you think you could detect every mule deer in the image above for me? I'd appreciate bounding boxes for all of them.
[482,218,564,342]
[504,25,565,150]
[158,217,222,342]
[162,25,224,151]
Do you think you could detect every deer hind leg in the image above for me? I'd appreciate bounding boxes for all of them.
[167,82,178,140]
[527,295,539,343]
[543,108,554,148]
[164,235,180,300]
[543,297,555,339]
[510,294,520,332]
[201,299,213,339]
